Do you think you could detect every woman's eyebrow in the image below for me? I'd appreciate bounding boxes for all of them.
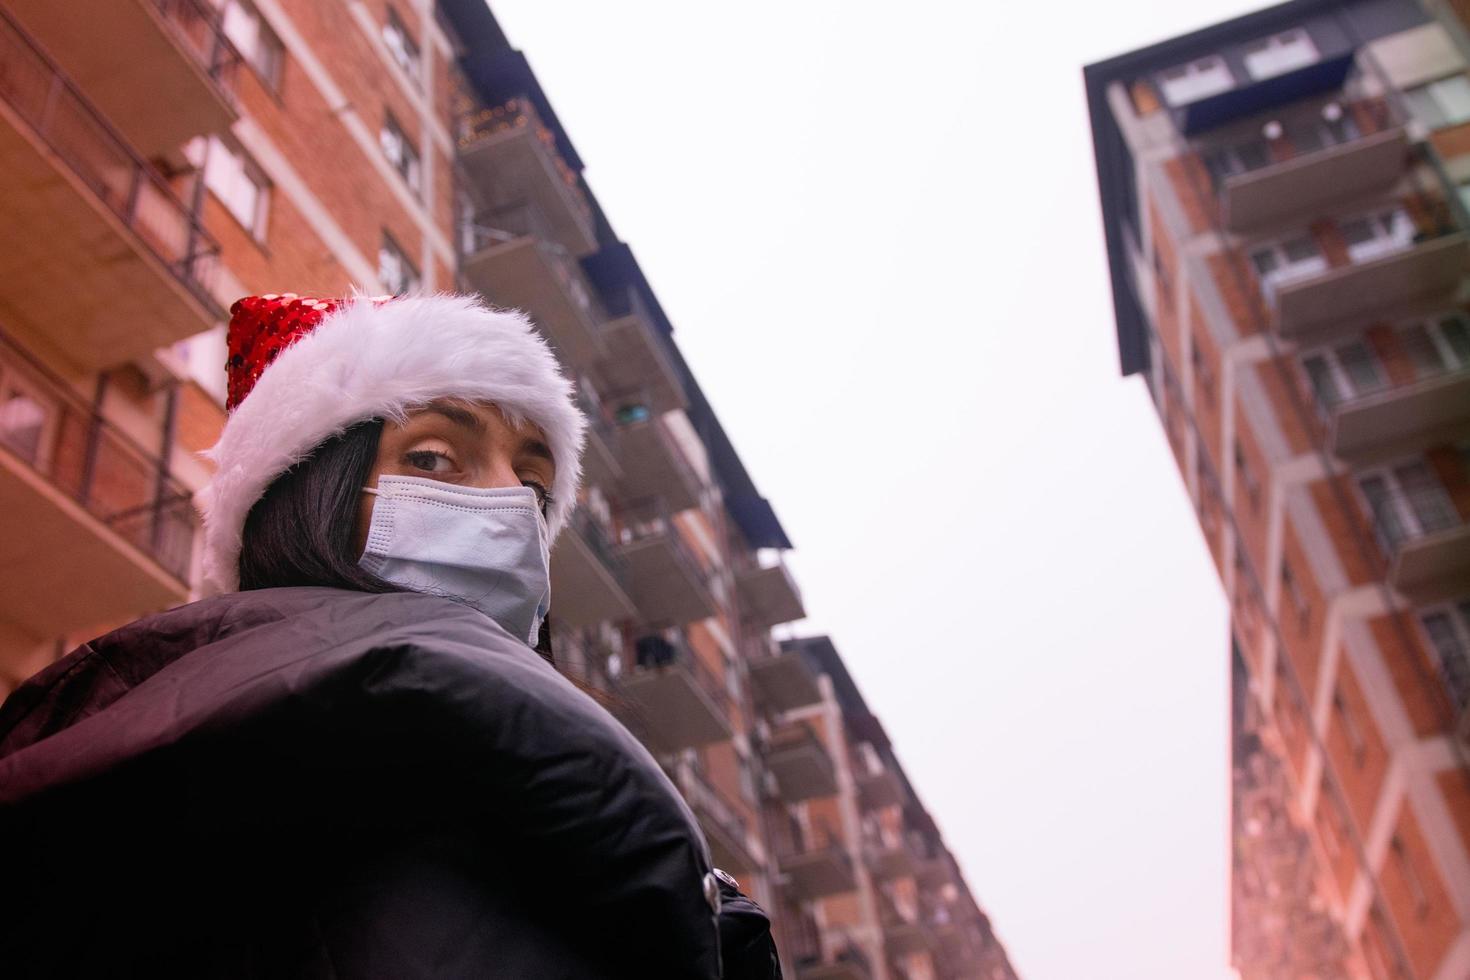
[420,401,487,435]
[520,439,555,467]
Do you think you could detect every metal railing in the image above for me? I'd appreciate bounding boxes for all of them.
[0,328,196,583]
[680,763,752,852]
[568,506,630,591]
[1307,360,1470,421]
[0,5,223,318]
[456,96,592,221]
[622,626,731,715]
[613,412,704,501]
[154,0,242,90]
[619,495,712,588]
[1361,486,1465,556]
[465,199,605,324]
[1203,95,1397,191]
[795,930,871,976]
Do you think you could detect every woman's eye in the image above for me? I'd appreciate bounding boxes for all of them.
[405,449,454,474]
[523,479,551,509]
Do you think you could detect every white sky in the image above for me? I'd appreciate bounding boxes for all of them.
[484,2,1270,976]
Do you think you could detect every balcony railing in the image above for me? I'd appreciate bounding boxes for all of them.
[1311,362,1470,459]
[597,285,688,414]
[1207,97,1408,230]
[1363,486,1470,600]
[0,327,196,584]
[1255,209,1468,337]
[605,625,733,749]
[613,409,705,513]
[680,763,756,871]
[795,929,873,980]
[457,96,596,256]
[153,0,242,89]
[0,4,222,317]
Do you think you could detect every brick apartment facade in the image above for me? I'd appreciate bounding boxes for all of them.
[1087,1,1470,978]
[0,1,1016,976]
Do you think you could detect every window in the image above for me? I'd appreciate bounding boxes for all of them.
[1157,55,1234,106]
[1390,836,1432,918]
[1243,29,1319,81]
[1339,208,1414,263]
[1358,461,1458,551]
[1397,313,1470,379]
[203,135,269,237]
[378,233,420,294]
[1290,104,1361,154]
[218,0,283,91]
[1280,560,1311,632]
[1250,235,1326,299]
[1299,339,1386,411]
[0,367,52,467]
[1331,689,1367,766]
[382,7,421,82]
[1404,74,1470,129]
[379,112,421,196]
[1419,599,1470,710]
[1234,440,1261,512]
[1203,139,1272,184]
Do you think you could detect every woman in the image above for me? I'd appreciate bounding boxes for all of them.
[0,293,780,979]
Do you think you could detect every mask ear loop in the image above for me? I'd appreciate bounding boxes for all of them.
[362,487,380,497]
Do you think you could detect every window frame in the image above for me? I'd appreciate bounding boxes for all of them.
[216,0,284,93]
[203,134,271,240]
[1157,55,1235,107]
[382,6,422,85]
[1242,28,1320,81]
[377,231,421,295]
[1338,207,1415,264]
[1297,338,1387,413]
[379,110,422,197]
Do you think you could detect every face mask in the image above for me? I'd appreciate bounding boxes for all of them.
[358,474,551,646]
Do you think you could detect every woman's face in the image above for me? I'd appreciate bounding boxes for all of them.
[353,398,557,558]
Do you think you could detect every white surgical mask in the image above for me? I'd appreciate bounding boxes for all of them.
[358,474,552,646]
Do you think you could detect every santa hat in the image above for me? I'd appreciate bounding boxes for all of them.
[196,290,586,594]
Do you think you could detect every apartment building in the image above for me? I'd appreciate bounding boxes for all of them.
[0,0,1013,975]
[1086,1,1470,978]
[756,636,1020,980]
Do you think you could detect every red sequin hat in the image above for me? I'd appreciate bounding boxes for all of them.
[197,291,587,594]
[224,293,392,411]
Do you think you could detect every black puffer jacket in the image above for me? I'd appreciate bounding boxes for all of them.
[0,587,778,979]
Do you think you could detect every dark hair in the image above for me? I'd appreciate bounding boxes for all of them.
[238,418,556,662]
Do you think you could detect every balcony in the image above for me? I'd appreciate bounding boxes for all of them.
[609,630,732,749]
[1366,490,1470,602]
[880,898,937,957]
[1272,233,1469,338]
[779,840,857,900]
[0,328,195,639]
[598,286,688,414]
[614,414,705,514]
[7,0,238,163]
[1222,126,1408,232]
[735,550,806,627]
[616,498,717,625]
[678,765,759,873]
[458,98,597,257]
[0,7,223,373]
[749,639,824,713]
[461,202,608,366]
[1326,366,1470,460]
[549,508,635,628]
[865,827,920,881]
[855,754,905,811]
[764,723,838,802]
[795,935,873,980]
[574,384,622,489]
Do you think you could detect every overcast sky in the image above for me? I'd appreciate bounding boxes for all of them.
[483,2,1270,976]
